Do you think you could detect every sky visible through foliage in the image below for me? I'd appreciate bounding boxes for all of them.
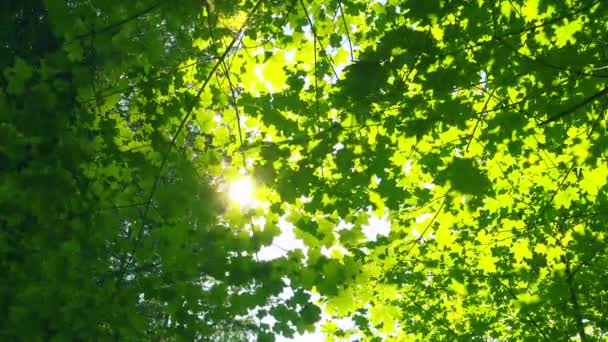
[2,0,608,341]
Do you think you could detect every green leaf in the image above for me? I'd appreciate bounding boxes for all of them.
[299,303,321,325]
[437,158,492,196]
[4,58,33,95]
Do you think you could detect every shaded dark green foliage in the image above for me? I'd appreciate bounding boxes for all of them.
[2,0,608,341]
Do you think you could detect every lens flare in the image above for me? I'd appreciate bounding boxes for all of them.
[228,177,254,207]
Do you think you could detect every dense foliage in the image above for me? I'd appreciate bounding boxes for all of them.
[1,0,607,340]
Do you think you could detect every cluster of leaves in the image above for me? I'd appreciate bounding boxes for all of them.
[1,0,319,340]
[2,0,608,341]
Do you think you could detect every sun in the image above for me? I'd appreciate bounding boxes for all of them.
[228,176,255,207]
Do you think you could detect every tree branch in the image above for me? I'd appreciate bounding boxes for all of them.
[539,86,608,126]
[76,1,164,39]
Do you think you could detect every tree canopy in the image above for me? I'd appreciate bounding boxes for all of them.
[1,0,607,340]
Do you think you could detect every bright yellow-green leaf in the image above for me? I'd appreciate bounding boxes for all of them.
[478,251,498,273]
[554,187,579,209]
[326,288,357,316]
[369,303,399,334]
[449,279,468,296]
[517,292,540,305]
[580,164,608,198]
[512,239,532,263]
[553,18,583,48]
[521,0,540,22]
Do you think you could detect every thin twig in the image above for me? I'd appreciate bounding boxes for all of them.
[403,195,447,256]
[466,88,496,152]
[76,1,164,39]
[498,36,608,79]
[298,0,339,79]
[489,275,552,341]
[79,57,218,105]
[120,0,265,276]
[337,0,354,61]
[206,13,248,170]
[539,86,608,126]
